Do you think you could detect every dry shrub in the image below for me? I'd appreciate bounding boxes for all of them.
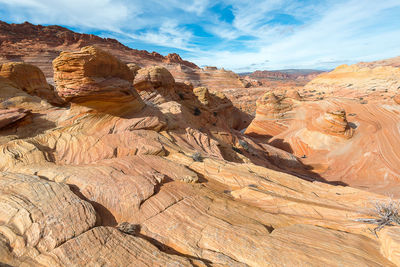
[355,198,400,236]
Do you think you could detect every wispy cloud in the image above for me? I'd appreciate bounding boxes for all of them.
[0,0,131,31]
[1,0,400,71]
[124,21,198,52]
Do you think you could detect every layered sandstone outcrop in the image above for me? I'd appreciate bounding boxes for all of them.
[134,66,175,92]
[53,46,144,113]
[304,63,400,102]
[127,63,141,78]
[246,91,400,196]
[245,91,299,138]
[0,62,63,105]
[309,109,353,138]
[164,53,198,69]
[1,35,400,266]
[0,20,199,78]
[394,94,400,104]
[0,108,29,129]
[0,20,271,117]
[255,92,295,119]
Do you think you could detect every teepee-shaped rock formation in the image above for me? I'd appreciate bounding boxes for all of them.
[255,92,294,119]
[311,109,354,138]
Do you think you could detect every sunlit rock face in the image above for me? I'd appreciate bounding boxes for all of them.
[246,58,400,197]
[134,66,175,92]
[1,22,400,267]
[303,63,400,102]
[309,109,353,138]
[394,94,400,104]
[0,62,64,105]
[53,46,144,114]
[0,108,30,129]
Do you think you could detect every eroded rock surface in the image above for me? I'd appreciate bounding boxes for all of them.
[247,60,400,196]
[0,108,30,129]
[0,62,63,105]
[0,41,399,267]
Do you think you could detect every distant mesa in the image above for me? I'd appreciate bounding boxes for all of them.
[203,66,218,71]
[247,69,325,81]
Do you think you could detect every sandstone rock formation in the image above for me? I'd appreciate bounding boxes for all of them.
[247,84,400,196]
[394,94,400,104]
[2,23,400,267]
[304,63,400,102]
[53,46,144,113]
[164,53,198,69]
[245,92,297,138]
[0,20,198,78]
[0,62,63,105]
[0,20,308,117]
[134,66,175,92]
[0,108,29,129]
[127,63,141,78]
[309,109,353,138]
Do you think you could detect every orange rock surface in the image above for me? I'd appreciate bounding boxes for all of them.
[0,108,30,129]
[0,62,63,105]
[303,62,400,103]
[247,58,400,197]
[1,25,400,266]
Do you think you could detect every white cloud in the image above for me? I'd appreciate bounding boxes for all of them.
[131,21,197,51]
[188,0,400,71]
[0,0,131,31]
[1,0,400,71]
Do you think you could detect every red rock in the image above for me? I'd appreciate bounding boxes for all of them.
[0,20,198,78]
[249,69,324,81]
[164,53,199,69]
[312,109,353,138]
[0,62,63,105]
[53,46,144,113]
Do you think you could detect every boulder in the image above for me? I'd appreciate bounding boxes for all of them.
[127,63,141,78]
[255,92,294,119]
[0,62,63,105]
[134,66,175,91]
[53,46,144,113]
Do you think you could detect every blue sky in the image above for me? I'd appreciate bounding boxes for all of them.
[1,0,400,72]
